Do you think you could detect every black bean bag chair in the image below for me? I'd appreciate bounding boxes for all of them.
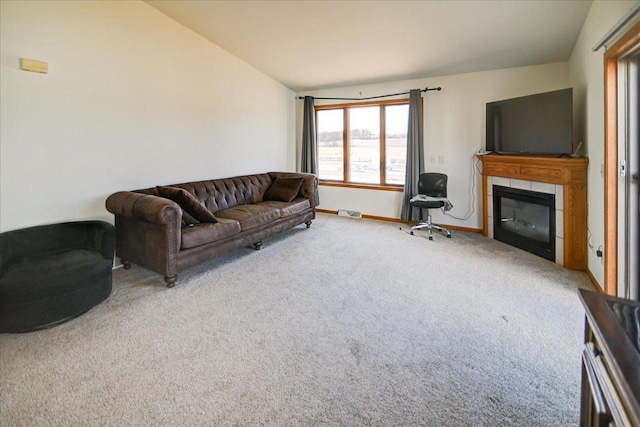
[0,221,115,333]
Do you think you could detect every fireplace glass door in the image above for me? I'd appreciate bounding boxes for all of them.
[493,186,555,261]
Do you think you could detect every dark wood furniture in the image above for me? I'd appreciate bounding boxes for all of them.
[579,289,640,426]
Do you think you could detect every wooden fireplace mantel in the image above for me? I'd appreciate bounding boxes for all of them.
[479,154,588,271]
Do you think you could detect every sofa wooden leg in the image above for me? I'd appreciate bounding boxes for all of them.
[165,276,177,288]
[123,261,132,270]
[253,241,262,250]
[306,221,312,229]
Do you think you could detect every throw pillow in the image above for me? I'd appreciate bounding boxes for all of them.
[264,177,304,203]
[156,186,218,223]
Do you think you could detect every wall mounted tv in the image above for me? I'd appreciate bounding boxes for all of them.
[486,88,573,155]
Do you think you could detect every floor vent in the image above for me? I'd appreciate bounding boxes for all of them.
[337,209,363,219]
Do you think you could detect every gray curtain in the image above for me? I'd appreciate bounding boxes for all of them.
[400,89,425,221]
[301,96,319,205]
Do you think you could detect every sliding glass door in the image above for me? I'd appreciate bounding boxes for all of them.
[618,52,639,300]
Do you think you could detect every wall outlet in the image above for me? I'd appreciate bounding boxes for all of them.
[430,155,436,164]
[439,155,445,164]
[596,245,604,264]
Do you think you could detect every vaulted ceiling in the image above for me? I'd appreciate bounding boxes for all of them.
[146,0,592,92]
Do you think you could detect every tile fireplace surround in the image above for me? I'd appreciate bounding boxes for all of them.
[479,155,588,270]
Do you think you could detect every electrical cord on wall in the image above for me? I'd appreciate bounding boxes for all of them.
[586,228,604,259]
[442,153,480,221]
[587,228,595,252]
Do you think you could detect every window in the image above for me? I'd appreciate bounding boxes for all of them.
[316,99,409,188]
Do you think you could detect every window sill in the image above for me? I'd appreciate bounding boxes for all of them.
[319,181,404,192]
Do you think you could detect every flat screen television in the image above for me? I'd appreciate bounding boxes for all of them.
[486,88,573,155]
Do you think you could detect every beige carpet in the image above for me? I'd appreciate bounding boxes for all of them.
[0,213,593,426]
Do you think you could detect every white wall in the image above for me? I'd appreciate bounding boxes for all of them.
[569,0,637,288]
[0,0,296,232]
[297,63,570,229]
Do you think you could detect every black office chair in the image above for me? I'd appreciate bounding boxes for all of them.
[409,173,452,240]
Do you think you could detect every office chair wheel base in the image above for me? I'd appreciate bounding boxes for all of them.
[447,234,451,238]
[428,236,433,241]
[410,231,414,235]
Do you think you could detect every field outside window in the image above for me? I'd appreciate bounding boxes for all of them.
[316,100,408,188]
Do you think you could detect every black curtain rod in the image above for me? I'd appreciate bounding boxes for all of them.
[297,86,441,101]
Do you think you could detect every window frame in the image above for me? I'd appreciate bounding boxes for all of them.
[315,98,411,191]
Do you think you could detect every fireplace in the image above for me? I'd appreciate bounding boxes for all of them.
[479,155,587,270]
[493,186,555,261]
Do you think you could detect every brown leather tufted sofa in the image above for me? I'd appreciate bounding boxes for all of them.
[106,172,317,287]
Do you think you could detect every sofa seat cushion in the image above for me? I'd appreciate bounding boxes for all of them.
[257,198,311,218]
[215,205,280,231]
[0,249,112,305]
[181,218,241,249]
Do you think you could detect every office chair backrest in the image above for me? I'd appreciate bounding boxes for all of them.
[417,173,447,198]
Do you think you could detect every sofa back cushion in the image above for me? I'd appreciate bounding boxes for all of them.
[138,174,274,214]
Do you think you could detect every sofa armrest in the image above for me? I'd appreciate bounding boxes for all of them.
[106,192,182,225]
[298,173,318,207]
[106,191,182,279]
